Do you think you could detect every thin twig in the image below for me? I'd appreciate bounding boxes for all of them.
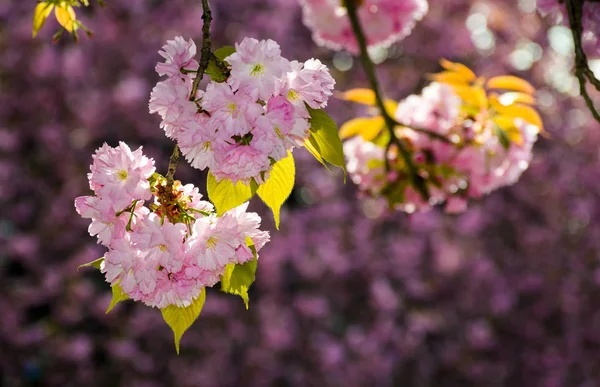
[166,0,214,190]
[344,0,429,200]
[565,0,600,123]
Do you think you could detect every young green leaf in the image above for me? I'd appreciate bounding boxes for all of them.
[220,238,258,309]
[77,257,104,271]
[207,172,257,216]
[106,282,129,314]
[161,288,207,354]
[306,107,346,174]
[205,46,235,82]
[32,2,55,37]
[256,151,295,229]
[214,46,236,63]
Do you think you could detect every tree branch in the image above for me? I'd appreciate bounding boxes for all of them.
[344,0,429,201]
[565,0,600,123]
[166,0,214,191]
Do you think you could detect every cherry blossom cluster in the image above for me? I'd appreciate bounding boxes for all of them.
[344,82,539,214]
[537,0,600,55]
[75,142,269,308]
[298,0,429,54]
[149,36,335,184]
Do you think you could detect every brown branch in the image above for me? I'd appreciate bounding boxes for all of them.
[565,0,600,123]
[344,0,430,201]
[166,0,214,190]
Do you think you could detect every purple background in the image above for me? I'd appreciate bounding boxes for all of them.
[2,1,600,386]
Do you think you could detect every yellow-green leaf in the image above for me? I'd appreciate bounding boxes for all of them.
[161,288,207,354]
[214,46,236,63]
[32,2,54,38]
[55,4,77,33]
[428,71,472,86]
[220,238,258,309]
[77,257,104,271]
[106,282,129,314]
[339,116,385,140]
[207,173,257,216]
[439,59,476,83]
[340,88,377,105]
[453,85,488,109]
[306,107,346,174]
[497,92,536,106]
[491,98,543,131]
[256,152,295,229]
[486,75,535,95]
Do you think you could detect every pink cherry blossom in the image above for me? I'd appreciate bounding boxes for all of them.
[285,59,335,109]
[299,0,428,54]
[87,142,155,208]
[226,37,291,100]
[155,36,199,79]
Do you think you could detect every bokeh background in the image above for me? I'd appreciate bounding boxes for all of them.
[2,0,600,386]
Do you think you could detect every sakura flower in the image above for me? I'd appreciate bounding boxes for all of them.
[200,81,263,137]
[148,78,197,138]
[155,36,199,79]
[343,136,386,194]
[226,38,291,100]
[188,215,239,272]
[266,95,311,149]
[285,59,335,109]
[88,142,156,208]
[299,0,428,54]
[211,141,272,185]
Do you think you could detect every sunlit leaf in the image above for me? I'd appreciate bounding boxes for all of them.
[439,59,476,82]
[453,85,487,109]
[339,116,385,141]
[257,152,295,229]
[306,107,346,174]
[491,97,543,131]
[428,71,472,86]
[55,4,77,33]
[492,115,525,145]
[106,282,129,314]
[207,173,257,216]
[32,2,54,37]
[497,92,536,106]
[340,88,377,105]
[487,75,535,95]
[77,257,104,271]
[220,238,258,309]
[161,288,206,354]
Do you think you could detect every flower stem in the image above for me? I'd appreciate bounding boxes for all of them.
[565,0,600,123]
[166,0,214,191]
[344,0,429,201]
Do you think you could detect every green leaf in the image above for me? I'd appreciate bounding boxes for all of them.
[77,257,104,271]
[494,125,511,150]
[256,151,295,229]
[306,107,346,174]
[161,288,207,354]
[207,172,257,216]
[214,46,236,62]
[220,238,258,309]
[206,46,235,82]
[32,2,54,38]
[106,282,129,314]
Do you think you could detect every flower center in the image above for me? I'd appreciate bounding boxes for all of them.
[287,89,300,102]
[227,103,237,113]
[159,244,167,252]
[207,237,217,249]
[116,169,128,181]
[275,127,284,139]
[250,63,264,76]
